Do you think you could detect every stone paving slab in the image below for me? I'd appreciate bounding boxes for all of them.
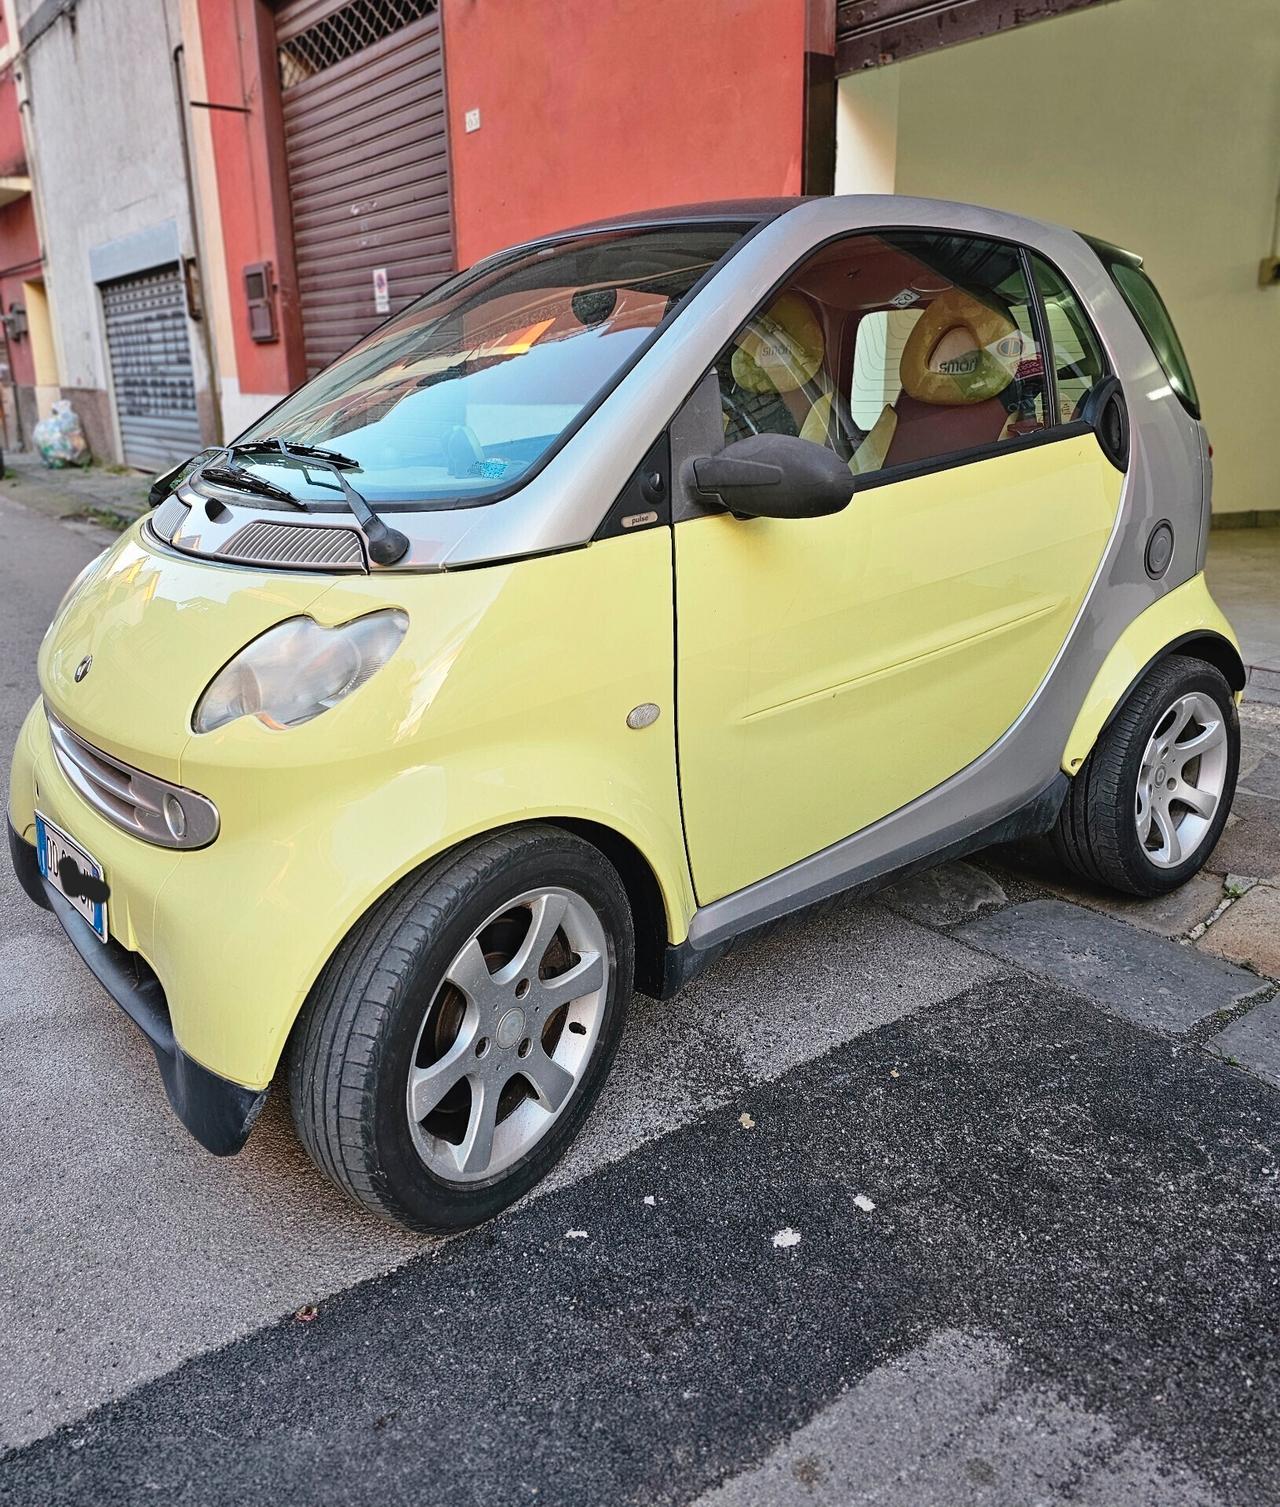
[1033,869,1226,941]
[1196,883,1280,978]
[1206,793,1280,881]
[877,859,1008,928]
[955,898,1263,1034]
[1239,751,1280,800]
[1205,998,1280,1089]
[1244,667,1280,707]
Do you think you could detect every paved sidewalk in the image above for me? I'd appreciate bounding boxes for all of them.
[2,449,150,530]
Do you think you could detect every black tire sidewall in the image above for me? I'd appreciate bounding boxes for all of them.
[368,836,633,1231]
[1112,662,1239,893]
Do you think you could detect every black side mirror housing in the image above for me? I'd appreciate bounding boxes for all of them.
[691,434,855,520]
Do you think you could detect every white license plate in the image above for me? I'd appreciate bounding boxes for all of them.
[35,812,108,943]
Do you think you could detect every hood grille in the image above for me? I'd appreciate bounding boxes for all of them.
[220,519,366,569]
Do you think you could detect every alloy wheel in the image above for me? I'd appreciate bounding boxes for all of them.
[406,887,609,1181]
[1135,690,1229,868]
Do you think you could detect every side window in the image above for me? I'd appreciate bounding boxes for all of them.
[716,289,838,451]
[1030,255,1107,424]
[1110,262,1200,417]
[712,230,1052,482]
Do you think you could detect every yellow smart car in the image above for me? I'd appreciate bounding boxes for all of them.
[8,197,1242,1231]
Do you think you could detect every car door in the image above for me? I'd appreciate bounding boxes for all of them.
[674,229,1125,905]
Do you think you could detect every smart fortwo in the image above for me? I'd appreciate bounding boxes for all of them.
[8,196,1243,1232]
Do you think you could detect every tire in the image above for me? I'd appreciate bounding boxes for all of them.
[1052,653,1239,897]
[288,824,634,1233]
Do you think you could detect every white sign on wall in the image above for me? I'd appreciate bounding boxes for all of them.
[372,266,390,315]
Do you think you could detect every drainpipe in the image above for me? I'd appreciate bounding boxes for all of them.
[802,0,837,195]
[171,40,224,447]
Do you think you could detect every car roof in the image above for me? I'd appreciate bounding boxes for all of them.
[563,198,812,235]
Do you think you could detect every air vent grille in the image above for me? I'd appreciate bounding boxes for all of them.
[220,519,366,569]
[149,494,190,542]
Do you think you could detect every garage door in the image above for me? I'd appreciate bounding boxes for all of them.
[100,265,204,472]
[836,0,1112,72]
[276,0,456,377]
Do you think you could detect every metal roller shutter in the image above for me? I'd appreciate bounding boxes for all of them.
[276,0,455,377]
[100,266,204,472]
[835,0,1111,72]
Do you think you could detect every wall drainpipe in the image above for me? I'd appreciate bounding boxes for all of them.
[170,40,225,450]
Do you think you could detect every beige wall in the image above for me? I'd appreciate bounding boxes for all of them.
[837,0,1280,514]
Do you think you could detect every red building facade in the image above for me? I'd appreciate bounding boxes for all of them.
[184,0,820,435]
[0,4,45,449]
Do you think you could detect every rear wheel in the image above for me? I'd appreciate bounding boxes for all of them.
[288,825,633,1232]
[1052,653,1239,897]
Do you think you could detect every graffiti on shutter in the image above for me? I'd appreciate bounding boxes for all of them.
[100,265,204,472]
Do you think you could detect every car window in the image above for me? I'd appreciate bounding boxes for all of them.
[1110,262,1200,417]
[713,230,1052,481]
[1029,255,1107,424]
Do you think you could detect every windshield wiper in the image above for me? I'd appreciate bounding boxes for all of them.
[271,439,408,565]
[232,437,362,471]
[196,455,305,507]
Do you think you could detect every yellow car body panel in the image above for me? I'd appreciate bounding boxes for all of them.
[675,433,1124,902]
[9,524,692,1091]
[1061,572,1242,774]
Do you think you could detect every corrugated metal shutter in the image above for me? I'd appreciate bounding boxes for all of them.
[836,0,1111,72]
[100,265,204,472]
[277,0,455,377]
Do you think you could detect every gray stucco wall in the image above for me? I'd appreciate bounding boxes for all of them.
[18,0,212,462]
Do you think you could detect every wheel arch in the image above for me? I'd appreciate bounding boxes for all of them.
[294,814,680,1038]
[541,817,673,998]
[1063,574,1245,776]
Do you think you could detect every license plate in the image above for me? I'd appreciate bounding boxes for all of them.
[35,812,108,943]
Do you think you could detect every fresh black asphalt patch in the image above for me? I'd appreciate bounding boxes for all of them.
[2,973,1277,1507]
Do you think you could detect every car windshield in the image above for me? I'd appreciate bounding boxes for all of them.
[229,224,749,508]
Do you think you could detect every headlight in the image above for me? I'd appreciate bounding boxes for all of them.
[193,609,409,733]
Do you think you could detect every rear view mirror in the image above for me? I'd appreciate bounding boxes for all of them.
[691,434,854,520]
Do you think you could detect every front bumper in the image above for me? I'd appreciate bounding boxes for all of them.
[7,818,266,1154]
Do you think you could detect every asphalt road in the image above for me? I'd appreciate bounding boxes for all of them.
[1,495,1277,1506]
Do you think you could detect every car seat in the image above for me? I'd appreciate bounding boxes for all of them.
[729,292,838,447]
[851,286,1029,474]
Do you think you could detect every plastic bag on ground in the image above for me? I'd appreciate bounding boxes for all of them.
[33,400,91,468]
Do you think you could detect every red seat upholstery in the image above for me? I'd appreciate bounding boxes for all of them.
[882,391,1011,467]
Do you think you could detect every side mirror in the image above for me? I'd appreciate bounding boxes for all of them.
[691,434,854,520]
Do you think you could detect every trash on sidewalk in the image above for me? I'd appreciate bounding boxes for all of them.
[32,401,91,469]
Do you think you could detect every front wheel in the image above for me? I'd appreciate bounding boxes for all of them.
[288,826,634,1232]
[1052,653,1239,897]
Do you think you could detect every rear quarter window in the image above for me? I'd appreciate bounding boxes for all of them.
[1104,257,1200,418]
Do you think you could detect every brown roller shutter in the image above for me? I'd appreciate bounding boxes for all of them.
[835,0,1114,73]
[276,0,455,376]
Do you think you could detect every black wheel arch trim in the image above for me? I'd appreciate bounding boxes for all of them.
[1095,630,1247,744]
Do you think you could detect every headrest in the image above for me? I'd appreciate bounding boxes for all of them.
[899,287,1023,406]
[731,292,825,394]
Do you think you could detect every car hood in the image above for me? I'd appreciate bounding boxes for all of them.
[39,528,339,781]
